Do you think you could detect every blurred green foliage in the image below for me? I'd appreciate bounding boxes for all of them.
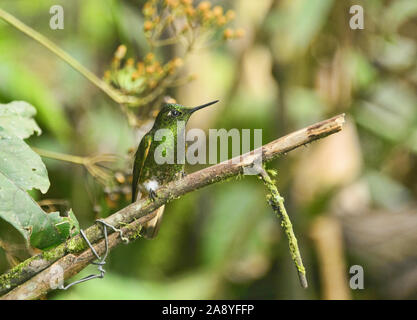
[1,0,417,299]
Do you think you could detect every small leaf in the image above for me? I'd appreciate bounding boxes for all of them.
[0,101,42,139]
[30,209,80,250]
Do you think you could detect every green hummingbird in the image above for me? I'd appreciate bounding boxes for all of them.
[132,100,219,239]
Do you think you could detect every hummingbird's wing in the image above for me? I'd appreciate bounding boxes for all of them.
[131,134,152,202]
[141,205,165,239]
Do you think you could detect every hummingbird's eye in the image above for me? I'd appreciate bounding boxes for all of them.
[171,110,181,117]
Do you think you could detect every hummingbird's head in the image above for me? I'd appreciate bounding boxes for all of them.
[154,100,219,128]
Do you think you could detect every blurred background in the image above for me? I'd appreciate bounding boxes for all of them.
[1,0,417,299]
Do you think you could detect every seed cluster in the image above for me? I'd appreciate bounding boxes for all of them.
[103,0,244,107]
[104,47,184,96]
[142,0,243,38]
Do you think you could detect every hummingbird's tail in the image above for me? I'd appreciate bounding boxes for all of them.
[140,205,165,239]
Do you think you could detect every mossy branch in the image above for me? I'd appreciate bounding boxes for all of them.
[258,168,308,288]
[0,114,345,299]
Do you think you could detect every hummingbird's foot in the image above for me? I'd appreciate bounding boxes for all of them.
[181,170,187,179]
[149,189,157,201]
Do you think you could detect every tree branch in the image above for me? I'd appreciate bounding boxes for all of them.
[0,114,345,299]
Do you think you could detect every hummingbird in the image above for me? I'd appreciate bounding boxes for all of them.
[132,100,219,239]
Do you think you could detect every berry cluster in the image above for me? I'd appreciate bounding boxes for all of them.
[103,0,244,114]
[104,46,183,97]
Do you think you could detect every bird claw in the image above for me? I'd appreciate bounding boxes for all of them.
[181,171,187,178]
[149,189,157,201]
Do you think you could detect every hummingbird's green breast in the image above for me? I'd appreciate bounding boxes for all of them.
[131,101,218,203]
[140,128,184,184]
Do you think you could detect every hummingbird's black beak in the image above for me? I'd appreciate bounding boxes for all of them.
[189,100,219,114]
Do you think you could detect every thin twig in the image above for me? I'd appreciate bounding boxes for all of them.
[32,147,86,165]
[33,148,120,185]
[0,8,136,105]
[0,114,345,299]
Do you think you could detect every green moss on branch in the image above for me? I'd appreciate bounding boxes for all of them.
[258,167,308,289]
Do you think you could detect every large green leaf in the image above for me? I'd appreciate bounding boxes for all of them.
[0,101,79,249]
[0,126,49,193]
[0,173,79,249]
